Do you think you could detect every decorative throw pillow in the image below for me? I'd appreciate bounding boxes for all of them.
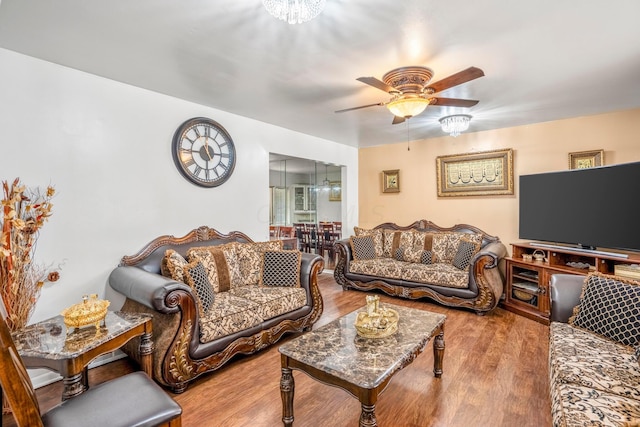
[160,249,188,282]
[569,272,640,347]
[234,241,283,286]
[350,236,377,260]
[420,250,433,265]
[394,247,404,261]
[218,243,243,289]
[260,250,301,287]
[382,229,397,258]
[403,247,424,263]
[414,232,434,251]
[452,239,481,270]
[183,260,215,314]
[398,231,416,250]
[433,232,482,264]
[353,227,384,257]
[187,246,231,292]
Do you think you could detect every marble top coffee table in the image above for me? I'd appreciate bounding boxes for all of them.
[279,302,446,427]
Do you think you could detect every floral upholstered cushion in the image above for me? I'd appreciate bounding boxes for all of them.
[550,322,640,400]
[551,382,640,427]
[569,272,640,347]
[550,322,640,426]
[381,229,397,257]
[349,258,404,280]
[432,232,482,264]
[230,285,307,321]
[349,258,468,288]
[234,241,283,286]
[414,231,435,251]
[401,262,469,288]
[160,249,188,282]
[198,292,264,343]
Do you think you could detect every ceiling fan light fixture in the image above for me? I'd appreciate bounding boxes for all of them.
[263,0,326,24]
[439,114,472,137]
[386,96,430,118]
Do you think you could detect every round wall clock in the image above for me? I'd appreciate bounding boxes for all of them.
[171,117,236,187]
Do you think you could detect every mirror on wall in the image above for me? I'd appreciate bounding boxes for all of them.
[269,153,343,227]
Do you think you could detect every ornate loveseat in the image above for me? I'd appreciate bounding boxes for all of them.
[109,226,323,393]
[334,220,506,314]
[549,273,640,426]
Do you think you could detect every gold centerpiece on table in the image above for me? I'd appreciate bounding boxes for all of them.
[61,294,110,333]
[354,295,399,338]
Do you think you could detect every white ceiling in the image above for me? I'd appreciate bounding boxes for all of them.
[1,0,639,148]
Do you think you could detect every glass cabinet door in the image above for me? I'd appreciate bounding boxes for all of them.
[307,186,317,211]
[294,186,306,211]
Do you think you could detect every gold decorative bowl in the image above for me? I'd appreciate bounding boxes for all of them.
[354,308,399,339]
[61,294,110,332]
[513,289,535,302]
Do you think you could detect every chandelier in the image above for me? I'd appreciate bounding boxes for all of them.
[386,95,431,119]
[439,114,472,137]
[263,0,326,24]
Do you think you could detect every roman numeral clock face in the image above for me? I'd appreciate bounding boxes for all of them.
[172,117,236,187]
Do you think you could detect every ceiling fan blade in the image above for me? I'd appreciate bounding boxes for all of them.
[335,102,385,113]
[356,77,399,94]
[426,67,484,94]
[392,115,406,125]
[429,97,479,107]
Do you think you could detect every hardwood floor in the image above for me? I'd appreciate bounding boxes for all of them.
[3,272,552,427]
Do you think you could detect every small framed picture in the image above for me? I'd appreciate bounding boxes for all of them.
[382,169,400,193]
[329,182,341,201]
[569,150,604,169]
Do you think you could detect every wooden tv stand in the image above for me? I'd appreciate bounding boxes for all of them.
[502,242,640,325]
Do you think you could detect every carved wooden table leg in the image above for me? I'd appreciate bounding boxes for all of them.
[359,403,378,427]
[433,326,445,378]
[280,366,295,426]
[62,372,85,400]
[139,329,153,377]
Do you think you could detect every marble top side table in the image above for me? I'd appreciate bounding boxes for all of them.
[11,311,153,400]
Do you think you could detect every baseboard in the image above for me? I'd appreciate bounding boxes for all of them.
[30,349,128,389]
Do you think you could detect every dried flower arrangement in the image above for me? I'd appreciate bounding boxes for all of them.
[1,178,60,332]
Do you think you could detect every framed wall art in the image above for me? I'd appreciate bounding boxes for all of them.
[382,169,400,193]
[569,149,604,169]
[329,182,341,201]
[436,148,514,197]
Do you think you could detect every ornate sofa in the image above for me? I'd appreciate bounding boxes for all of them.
[333,220,506,314]
[109,226,324,393]
[549,273,640,426]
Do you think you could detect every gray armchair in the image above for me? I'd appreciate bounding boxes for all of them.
[549,274,585,323]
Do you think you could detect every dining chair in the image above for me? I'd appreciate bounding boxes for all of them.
[320,223,337,261]
[295,227,310,253]
[279,226,294,238]
[333,221,343,239]
[0,305,182,427]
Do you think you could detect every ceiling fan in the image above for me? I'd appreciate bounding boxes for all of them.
[335,66,484,124]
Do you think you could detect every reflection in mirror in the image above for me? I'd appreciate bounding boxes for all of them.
[269,153,343,228]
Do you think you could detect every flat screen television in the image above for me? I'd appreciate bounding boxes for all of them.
[519,161,640,253]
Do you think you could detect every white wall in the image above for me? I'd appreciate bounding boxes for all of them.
[0,48,358,323]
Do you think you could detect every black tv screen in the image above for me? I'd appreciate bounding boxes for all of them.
[519,161,640,252]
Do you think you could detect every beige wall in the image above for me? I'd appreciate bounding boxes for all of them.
[358,108,640,254]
